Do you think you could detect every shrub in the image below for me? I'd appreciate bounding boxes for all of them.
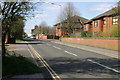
[81,31,92,37]
[98,24,120,37]
[62,35,70,38]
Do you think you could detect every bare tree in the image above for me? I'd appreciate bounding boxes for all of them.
[39,21,49,34]
[57,2,80,36]
[58,2,79,22]
[39,21,55,35]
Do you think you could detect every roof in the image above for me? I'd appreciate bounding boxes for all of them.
[84,20,92,24]
[84,6,119,24]
[54,15,89,28]
[91,7,118,20]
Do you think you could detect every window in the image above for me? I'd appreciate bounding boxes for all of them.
[85,25,88,30]
[112,16,118,24]
[103,20,106,25]
[94,20,98,27]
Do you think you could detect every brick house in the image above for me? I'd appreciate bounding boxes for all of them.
[84,20,92,32]
[84,7,120,36]
[54,23,66,36]
[54,15,89,36]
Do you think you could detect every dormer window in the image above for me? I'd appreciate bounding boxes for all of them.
[112,16,118,24]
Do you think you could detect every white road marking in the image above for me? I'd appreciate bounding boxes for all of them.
[53,41,118,59]
[53,46,61,50]
[27,43,61,80]
[27,45,39,67]
[64,50,77,56]
[87,59,120,73]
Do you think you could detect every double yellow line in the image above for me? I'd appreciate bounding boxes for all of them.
[27,42,61,80]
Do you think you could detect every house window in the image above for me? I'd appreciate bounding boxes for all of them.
[85,25,88,30]
[94,20,98,27]
[103,20,106,25]
[112,16,118,24]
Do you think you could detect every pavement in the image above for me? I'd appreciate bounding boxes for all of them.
[5,39,120,80]
[5,41,45,80]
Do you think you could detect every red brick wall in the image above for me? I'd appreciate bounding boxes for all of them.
[55,26,60,36]
[36,35,47,39]
[92,19,103,32]
[84,23,92,32]
[103,17,107,32]
[84,24,89,31]
[55,25,66,36]
[109,17,113,28]
[98,19,103,32]
[61,38,119,50]
[102,17,118,32]
[92,16,117,33]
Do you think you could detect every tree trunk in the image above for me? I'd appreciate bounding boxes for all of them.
[2,32,6,57]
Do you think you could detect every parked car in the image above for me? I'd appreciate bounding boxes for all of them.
[30,35,36,39]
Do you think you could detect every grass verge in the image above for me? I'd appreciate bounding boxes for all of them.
[16,39,23,41]
[3,55,42,77]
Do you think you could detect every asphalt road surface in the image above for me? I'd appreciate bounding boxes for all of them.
[26,39,119,79]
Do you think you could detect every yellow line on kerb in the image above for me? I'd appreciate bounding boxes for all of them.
[27,42,61,80]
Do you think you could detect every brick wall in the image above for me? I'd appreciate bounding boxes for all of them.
[55,25,66,36]
[36,35,47,39]
[98,19,103,32]
[92,19,103,32]
[55,26,60,36]
[103,17,113,32]
[61,38,119,51]
[84,23,92,32]
[92,16,116,33]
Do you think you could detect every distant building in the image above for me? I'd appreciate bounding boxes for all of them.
[54,15,89,36]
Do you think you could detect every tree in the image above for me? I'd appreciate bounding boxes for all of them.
[48,26,55,35]
[10,15,25,39]
[1,2,34,57]
[57,2,80,36]
[39,21,49,35]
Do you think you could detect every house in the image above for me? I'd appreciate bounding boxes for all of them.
[84,20,92,32]
[84,7,120,36]
[31,25,49,39]
[54,15,89,36]
[54,23,66,36]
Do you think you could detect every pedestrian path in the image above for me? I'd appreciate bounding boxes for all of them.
[6,41,45,79]
[52,40,119,59]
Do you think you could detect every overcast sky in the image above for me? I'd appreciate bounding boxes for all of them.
[24,0,117,34]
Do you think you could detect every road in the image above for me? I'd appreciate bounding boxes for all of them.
[26,39,119,79]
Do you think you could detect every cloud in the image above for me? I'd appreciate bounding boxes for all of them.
[44,5,61,12]
[35,14,48,18]
[89,4,115,12]
[34,3,64,19]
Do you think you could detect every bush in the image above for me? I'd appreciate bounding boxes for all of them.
[62,35,70,38]
[81,31,92,37]
[98,24,120,37]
